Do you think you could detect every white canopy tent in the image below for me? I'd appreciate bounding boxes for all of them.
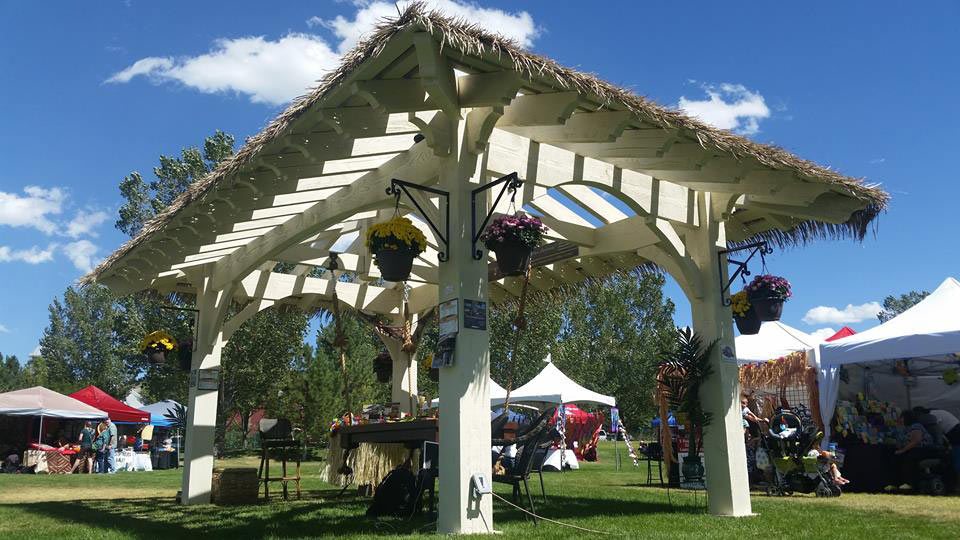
[735,322,838,441]
[735,321,820,365]
[819,277,960,426]
[0,386,108,445]
[494,355,615,407]
[430,378,507,408]
[0,386,108,419]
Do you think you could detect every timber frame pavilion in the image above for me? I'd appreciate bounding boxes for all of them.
[84,6,887,534]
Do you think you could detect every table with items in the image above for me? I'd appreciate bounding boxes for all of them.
[831,397,906,492]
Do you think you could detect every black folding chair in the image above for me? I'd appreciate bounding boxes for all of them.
[641,442,664,486]
[492,407,558,522]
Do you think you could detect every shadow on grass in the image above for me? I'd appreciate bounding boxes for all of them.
[13,487,701,538]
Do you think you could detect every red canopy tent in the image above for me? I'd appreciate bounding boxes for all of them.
[69,385,150,423]
[825,326,857,342]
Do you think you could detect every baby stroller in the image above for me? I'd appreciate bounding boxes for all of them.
[759,409,841,497]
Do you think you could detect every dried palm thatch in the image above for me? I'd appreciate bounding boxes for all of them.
[83,2,888,285]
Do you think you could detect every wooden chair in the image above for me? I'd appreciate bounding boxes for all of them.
[257,418,302,501]
[492,407,558,522]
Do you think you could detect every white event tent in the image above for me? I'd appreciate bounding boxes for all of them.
[819,277,960,425]
[0,386,108,419]
[735,321,820,365]
[493,355,616,407]
[430,378,508,408]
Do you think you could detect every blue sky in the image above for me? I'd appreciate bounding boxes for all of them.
[1,1,958,360]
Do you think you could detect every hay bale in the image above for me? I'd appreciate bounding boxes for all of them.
[211,467,259,505]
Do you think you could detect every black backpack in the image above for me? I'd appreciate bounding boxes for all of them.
[366,466,418,518]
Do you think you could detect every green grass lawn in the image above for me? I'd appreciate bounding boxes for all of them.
[0,443,957,539]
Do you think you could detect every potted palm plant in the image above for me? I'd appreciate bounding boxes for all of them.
[480,214,548,276]
[366,216,428,282]
[656,328,716,483]
[731,291,761,335]
[140,330,177,364]
[744,274,792,321]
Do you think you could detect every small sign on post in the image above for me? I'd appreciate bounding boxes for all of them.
[463,299,487,330]
[197,368,220,391]
[439,298,459,338]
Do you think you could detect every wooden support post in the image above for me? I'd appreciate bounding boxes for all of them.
[181,272,235,505]
[382,336,418,415]
[436,110,495,533]
[686,192,752,516]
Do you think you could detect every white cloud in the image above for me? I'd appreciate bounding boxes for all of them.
[105,57,175,84]
[808,327,837,343]
[107,0,539,106]
[802,302,882,325]
[63,240,99,273]
[678,83,771,135]
[65,209,109,238]
[0,244,57,264]
[317,1,539,53]
[0,324,9,333]
[0,186,66,235]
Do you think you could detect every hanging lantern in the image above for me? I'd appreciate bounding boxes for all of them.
[373,350,392,383]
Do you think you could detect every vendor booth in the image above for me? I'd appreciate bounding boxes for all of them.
[737,322,823,429]
[497,356,615,470]
[0,386,107,473]
[69,386,150,424]
[817,278,960,491]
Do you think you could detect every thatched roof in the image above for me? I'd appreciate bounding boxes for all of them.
[84,2,887,285]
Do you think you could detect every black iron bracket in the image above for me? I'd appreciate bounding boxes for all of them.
[470,172,524,260]
[717,241,773,306]
[386,179,450,262]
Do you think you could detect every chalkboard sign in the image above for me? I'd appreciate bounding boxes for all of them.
[463,299,487,330]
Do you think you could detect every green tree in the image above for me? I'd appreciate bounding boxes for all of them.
[0,353,23,391]
[553,271,676,428]
[116,131,234,236]
[219,307,309,449]
[878,290,929,322]
[38,285,134,396]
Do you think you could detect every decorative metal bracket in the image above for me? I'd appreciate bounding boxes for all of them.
[470,172,524,260]
[717,241,773,306]
[386,179,450,262]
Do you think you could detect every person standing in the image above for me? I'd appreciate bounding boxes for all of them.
[105,418,118,474]
[75,421,96,474]
[94,422,110,474]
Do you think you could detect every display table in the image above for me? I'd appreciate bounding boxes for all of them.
[327,419,438,488]
[540,448,579,471]
[837,441,897,492]
[337,419,439,449]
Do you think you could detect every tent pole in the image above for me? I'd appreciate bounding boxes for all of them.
[38,414,43,445]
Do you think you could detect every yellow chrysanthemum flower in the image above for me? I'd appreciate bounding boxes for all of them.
[730,291,752,318]
[366,216,427,254]
[140,330,178,352]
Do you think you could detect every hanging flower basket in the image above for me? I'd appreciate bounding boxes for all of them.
[744,274,792,322]
[373,350,392,383]
[731,291,761,335]
[140,330,177,364]
[480,214,548,276]
[366,216,427,282]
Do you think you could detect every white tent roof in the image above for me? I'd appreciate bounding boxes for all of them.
[0,386,108,419]
[820,277,960,365]
[736,321,819,364]
[430,378,507,408]
[492,355,616,406]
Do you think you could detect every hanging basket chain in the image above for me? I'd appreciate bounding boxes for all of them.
[501,261,533,411]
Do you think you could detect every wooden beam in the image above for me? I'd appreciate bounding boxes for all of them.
[498,92,580,127]
[456,71,522,108]
[210,143,440,291]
